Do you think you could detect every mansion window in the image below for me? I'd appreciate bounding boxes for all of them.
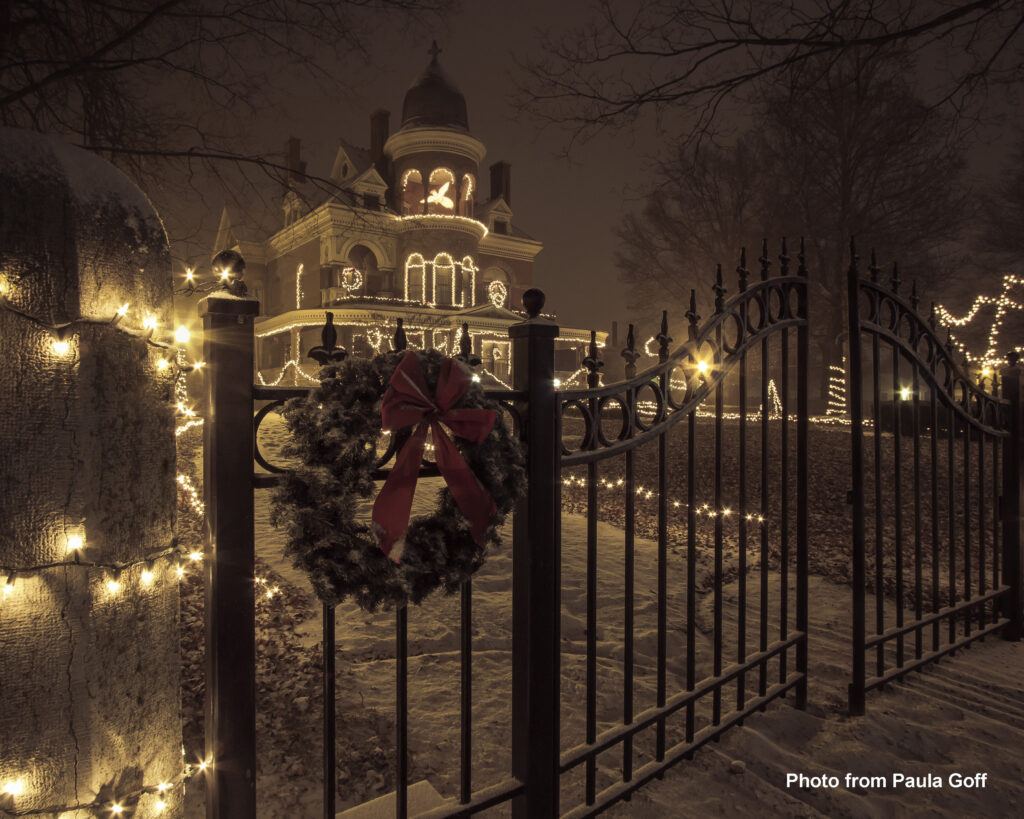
[426,168,456,214]
[401,169,424,215]
[459,174,475,217]
[404,253,477,306]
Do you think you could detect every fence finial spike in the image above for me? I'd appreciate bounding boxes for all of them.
[890,261,901,294]
[307,311,347,365]
[657,310,672,361]
[759,238,771,281]
[394,317,408,352]
[797,236,808,277]
[737,247,749,292]
[779,237,790,275]
[910,279,919,311]
[868,249,880,283]
[713,263,726,313]
[455,321,480,367]
[929,301,937,330]
[583,329,604,387]
[621,322,640,377]
[686,289,701,340]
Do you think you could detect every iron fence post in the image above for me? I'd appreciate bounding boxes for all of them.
[199,292,260,818]
[846,244,867,715]
[1001,353,1024,640]
[509,289,560,819]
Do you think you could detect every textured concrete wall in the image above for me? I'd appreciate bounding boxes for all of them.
[0,129,181,818]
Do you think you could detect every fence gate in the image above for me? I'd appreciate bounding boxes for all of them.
[199,243,810,819]
[846,244,1024,715]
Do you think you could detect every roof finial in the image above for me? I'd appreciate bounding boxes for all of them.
[428,40,442,63]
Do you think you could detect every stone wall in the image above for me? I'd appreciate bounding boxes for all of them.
[0,129,181,817]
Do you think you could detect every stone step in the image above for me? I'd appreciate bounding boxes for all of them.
[337,780,447,818]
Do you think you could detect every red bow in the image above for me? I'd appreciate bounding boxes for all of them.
[372,352,497,562]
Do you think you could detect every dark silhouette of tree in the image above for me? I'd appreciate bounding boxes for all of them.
[617,50,969,403]
[0,0,453,264]
[979,137,1024,267]
[520,0,1023,146]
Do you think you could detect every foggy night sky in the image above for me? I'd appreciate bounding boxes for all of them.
[185,0,1020,337]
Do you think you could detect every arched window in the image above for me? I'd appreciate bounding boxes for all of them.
[482,266,509,306]
[459,174,475,217]
[426,168,456,214]
[405,253,426,302]
[459,256,477,306]
[432,253,456,305]
[401,169,423,215]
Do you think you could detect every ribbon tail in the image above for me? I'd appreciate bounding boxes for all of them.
[372,422,428,562]
[431,421,497,546]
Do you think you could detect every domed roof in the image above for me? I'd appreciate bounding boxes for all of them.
[400,42,469,131]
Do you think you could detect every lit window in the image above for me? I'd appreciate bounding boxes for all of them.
[425,168,456,214]
[405,253,425,302]
[401,169,423,215]
[459,174,475,216]
[433,253,455,305]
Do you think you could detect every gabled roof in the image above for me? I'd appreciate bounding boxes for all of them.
[455,301,521,321]
[332,139,374,182]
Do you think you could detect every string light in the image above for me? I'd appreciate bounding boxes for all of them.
[174,326,191,344]
[66,534,83,553]
[51,338,71,356]
[935,273,1024,368]
[827,360,847,417]
[3,780,23,796]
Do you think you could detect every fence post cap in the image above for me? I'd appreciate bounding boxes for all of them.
[1008,351,1021,368]
[198,292,259,318]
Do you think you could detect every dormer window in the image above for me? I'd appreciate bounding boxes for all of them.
[493,219,508,235]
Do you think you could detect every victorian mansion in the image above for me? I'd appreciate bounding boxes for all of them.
[213,44,603,386]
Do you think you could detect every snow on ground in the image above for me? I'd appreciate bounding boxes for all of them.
[227,415,1024,817]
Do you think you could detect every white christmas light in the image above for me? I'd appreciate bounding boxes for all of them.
[3,779,23,796]
[174,326,191,344]
[67,533,84,552]
[52,338,70,356]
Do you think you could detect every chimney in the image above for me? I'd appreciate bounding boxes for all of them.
[371,109,390,163]
[489,160,511,205]
[284,136,306,182]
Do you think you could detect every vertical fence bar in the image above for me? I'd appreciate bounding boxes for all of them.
[323,605,336,819]
[686,408,697,743]
[892,346,904,668]
[871,331,884,678]
[778,247,789,688]
[795,247,809,709]
[686,289,700,743]
[963,413,972,639]
[779,326,789,686]
[460,581,472,804]
[759,245,771,698]
[992,427,1000,625]
[979,416,987,634]
[623,407,635,785]
[931,387,940,652]
[912,367,923,661]
[510,290,560,819]
[737,336,748,712]
[948,404,957,642]
[397,605,408,819]
[200,293,259,818]
[585,333,602,805]
[847,246,867,716]
[656,313,670,762]
[713,267,725,724]
[1001,355,1024,640]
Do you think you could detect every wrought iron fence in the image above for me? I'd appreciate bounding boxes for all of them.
[846,242,1024,715]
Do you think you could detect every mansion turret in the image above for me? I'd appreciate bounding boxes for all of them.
[214,44,603,386]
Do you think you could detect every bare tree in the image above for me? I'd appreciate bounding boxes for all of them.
[616,50,969,402]
[0,0,454,263]
[520,0,1023,145]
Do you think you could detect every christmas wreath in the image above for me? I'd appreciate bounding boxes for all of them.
[270,349,526,611]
